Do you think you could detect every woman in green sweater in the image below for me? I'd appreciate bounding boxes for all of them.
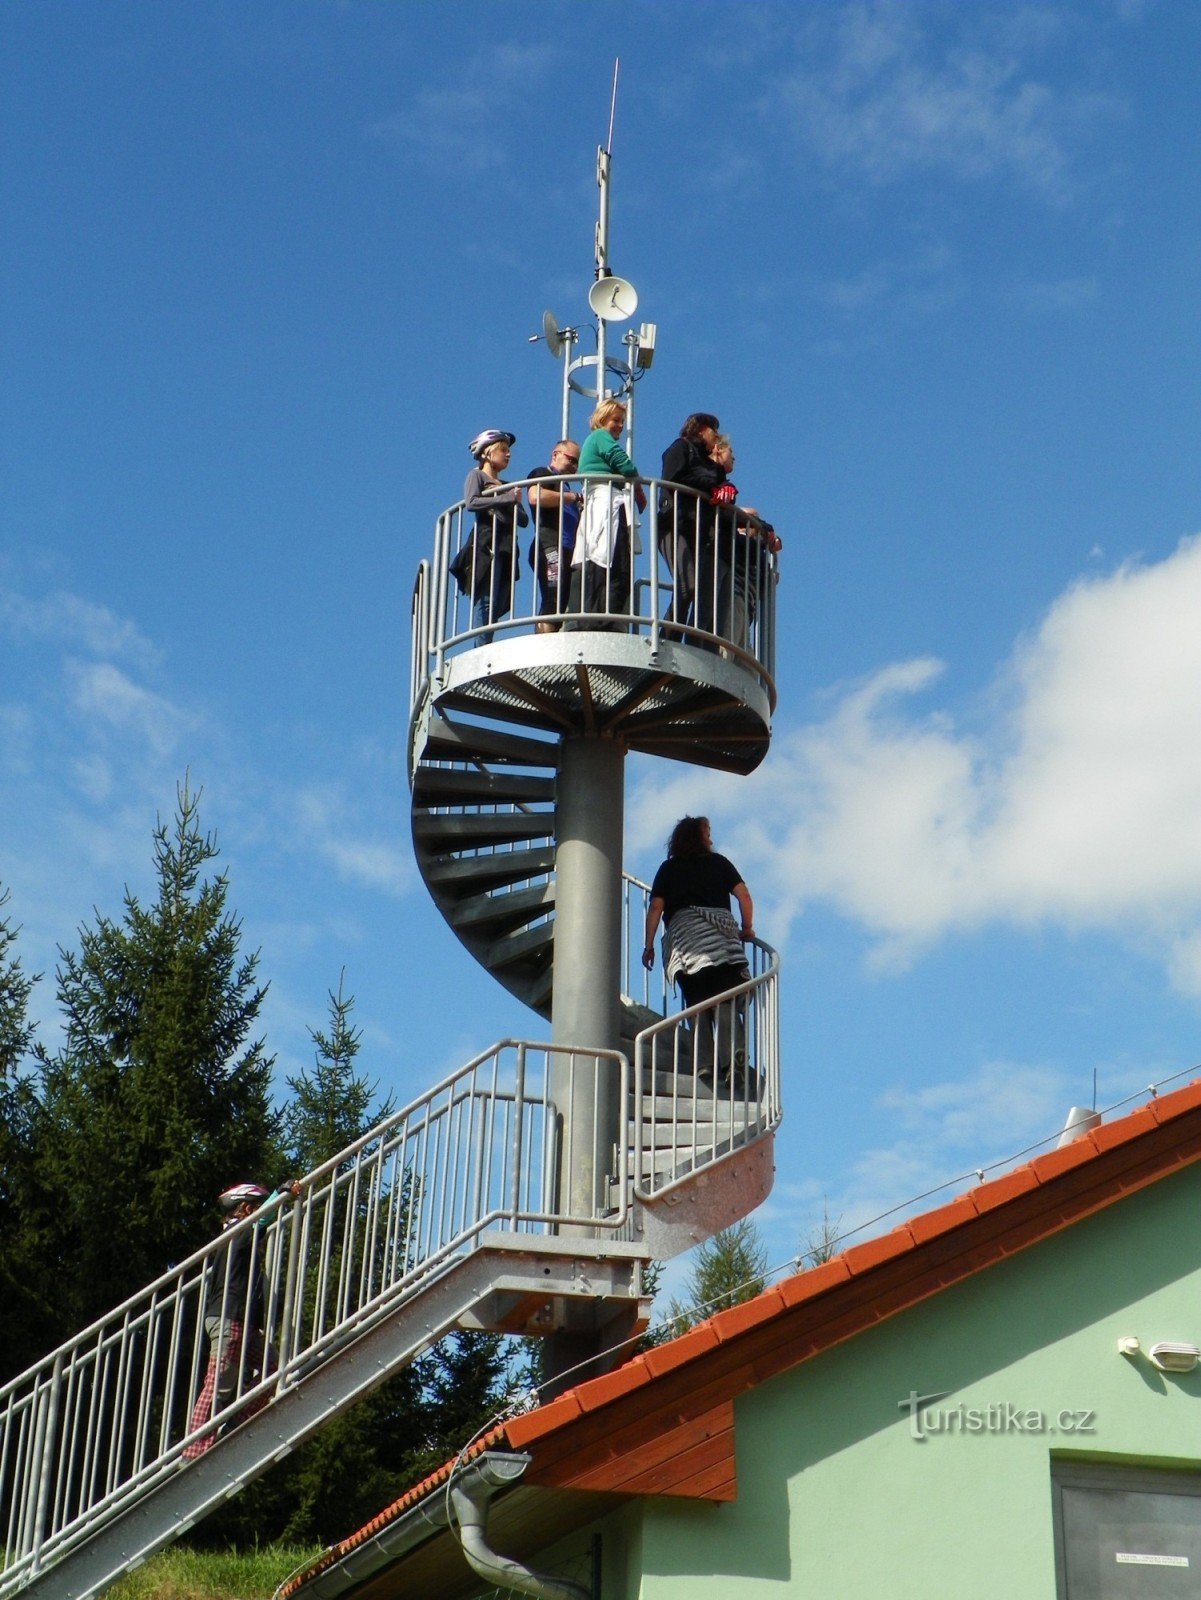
[567,399,646,629]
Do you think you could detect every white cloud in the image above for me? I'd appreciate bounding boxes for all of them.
[367,44,554,172]
[293,787,413,897]
[770,1,1113,204]
[0,587,159,670]
[875,1060,1069,1150]
[780,1060,1071,1263]
[0,702,35,775]
[66,660,193,759]
[1006,274,1100,313]
[632,534,1201,993]
[818,242,961,322]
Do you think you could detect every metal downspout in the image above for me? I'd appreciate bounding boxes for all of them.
[450,1457,591,1600]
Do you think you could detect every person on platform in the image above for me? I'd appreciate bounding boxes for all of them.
[527,438,581,632]
[182,1179,300,1460]
[567,400,646,629]
[659,412,724,634]
[453,429,530,644]
[641,815,754,1085]
[709,434,782,653]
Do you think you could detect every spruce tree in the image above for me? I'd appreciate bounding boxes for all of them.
[0,887,37,1079]
[285,973,391,1173]
[31,782,279,1341]
[667,1218,768,1333]
[799,1197,843,1268]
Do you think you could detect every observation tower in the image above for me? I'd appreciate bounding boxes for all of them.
[409,137,782,1377]
[0,140,783,1600]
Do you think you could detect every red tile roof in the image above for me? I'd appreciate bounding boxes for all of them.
[282,1078,1201,1598]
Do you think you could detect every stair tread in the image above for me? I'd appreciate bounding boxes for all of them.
[424,844,556,892]
[412,767,557,805]
[451,881,555,931]
[423,713,560,768]
[484,921,555,968]
[413,811,554,849]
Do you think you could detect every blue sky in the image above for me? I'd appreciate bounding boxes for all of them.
[4,0,1200,1287]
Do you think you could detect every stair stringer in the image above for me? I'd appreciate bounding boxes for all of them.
[16,1240,651,1600]
[631,1134,777,1260]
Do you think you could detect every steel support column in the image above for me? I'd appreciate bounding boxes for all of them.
[545,734,630,1394]
[550,734,626,1215]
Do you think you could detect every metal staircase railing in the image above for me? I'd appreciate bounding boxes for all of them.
[0,1039,628,1599]
[633,938,780,1200]
[419,474,779,706]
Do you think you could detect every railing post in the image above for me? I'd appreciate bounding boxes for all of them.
[632,1040,645,1197]
[509,1044,526,1228]
[275,1188,304,1386]
[432,512,449,684]
[647,490,660,654]
[25,1356,62,1573]
[471,1077,488,1241]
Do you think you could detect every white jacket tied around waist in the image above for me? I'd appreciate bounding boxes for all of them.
[573,480,636,569]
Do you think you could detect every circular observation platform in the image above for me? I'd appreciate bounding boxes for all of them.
[410,474,778,777]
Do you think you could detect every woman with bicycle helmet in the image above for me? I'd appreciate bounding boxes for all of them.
[183,1179,298,1459]
[454,429,529,643]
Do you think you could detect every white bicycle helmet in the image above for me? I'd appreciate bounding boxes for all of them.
[218,1182,269,1212]
[468,428,516,459]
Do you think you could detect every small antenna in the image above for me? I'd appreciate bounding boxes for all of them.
[542,310,564,359]
[606,58,620,155]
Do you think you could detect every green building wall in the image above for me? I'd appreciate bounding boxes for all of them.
[630,1164,1201,1600]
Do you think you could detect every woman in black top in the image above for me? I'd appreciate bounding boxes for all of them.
[642,815,754,1083]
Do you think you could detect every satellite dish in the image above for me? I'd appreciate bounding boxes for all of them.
[588,275,639,324]
[542,310,564,358]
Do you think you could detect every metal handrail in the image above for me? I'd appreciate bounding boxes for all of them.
[632,938,781,1201]
[0,1040,627,1593]
[410,559,431,711]
[421,474,778,706]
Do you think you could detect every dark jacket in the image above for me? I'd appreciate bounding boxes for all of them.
[203,1220,265,1328]
[659,437,723,542]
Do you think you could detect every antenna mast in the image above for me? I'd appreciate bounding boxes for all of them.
[594,59,619,402]
[534,58,655,445]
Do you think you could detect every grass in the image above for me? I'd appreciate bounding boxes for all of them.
[103,1543,324,1600]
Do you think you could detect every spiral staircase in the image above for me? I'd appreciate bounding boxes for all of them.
[409,500,783,1251]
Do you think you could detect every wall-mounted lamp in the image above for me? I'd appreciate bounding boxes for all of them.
[1148,1342,1201,1374]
